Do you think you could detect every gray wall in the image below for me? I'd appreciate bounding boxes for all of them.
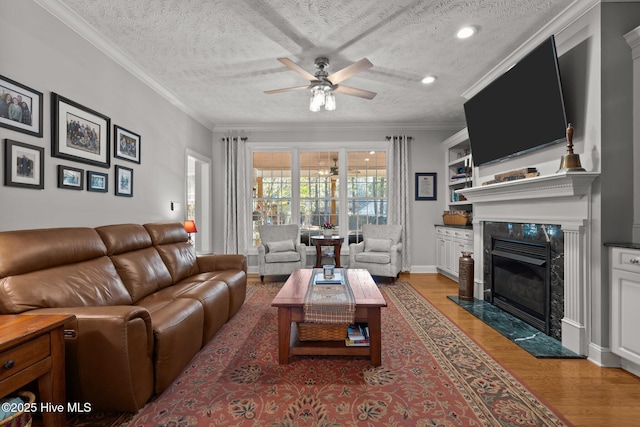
[0,1,213,231]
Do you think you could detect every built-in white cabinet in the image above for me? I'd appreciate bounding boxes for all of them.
[609,246,640,376]
[436,226,473,281]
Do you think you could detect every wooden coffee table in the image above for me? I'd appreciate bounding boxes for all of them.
[271,269,386,366]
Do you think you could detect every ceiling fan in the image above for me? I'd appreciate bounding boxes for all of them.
[264,57,377,111]
[330,158,339,176]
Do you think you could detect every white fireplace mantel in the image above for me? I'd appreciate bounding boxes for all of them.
[457,171,600,204]
[457,170,600,356]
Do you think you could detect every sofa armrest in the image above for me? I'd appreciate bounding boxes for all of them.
[197,254,248,273]
[25,306,154,412]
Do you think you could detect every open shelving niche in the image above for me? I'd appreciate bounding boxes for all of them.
[437,128,474,281]
[442,128,474,211]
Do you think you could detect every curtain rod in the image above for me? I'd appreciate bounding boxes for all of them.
[386,136,412,141]
[221,137,248,142]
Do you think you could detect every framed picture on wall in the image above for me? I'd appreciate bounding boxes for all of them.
[87,170,108,193]
[415,172,437,200]
[114,125,141,164]
[51,92,110,168]
[115,165,133,197]
[0,75,43,137]
[3,139,44,189]
[57,165,84,190]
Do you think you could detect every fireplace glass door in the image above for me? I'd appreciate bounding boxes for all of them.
[491,238,550,333]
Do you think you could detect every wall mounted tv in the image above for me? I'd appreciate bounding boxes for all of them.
[463,35,568,166]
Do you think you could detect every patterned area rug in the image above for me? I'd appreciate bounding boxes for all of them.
[71,281,571,426]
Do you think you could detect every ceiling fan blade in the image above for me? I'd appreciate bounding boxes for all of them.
[277,57,316,81]
[327,58,373,84]
[264,85,310,95]
[334,84,377,100]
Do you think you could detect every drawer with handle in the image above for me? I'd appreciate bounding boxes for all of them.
[611,247,640,274]
[0,334,50,382]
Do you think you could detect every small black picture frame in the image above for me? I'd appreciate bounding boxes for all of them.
[114,125,141,164]
[3,139,44,189]
[87,170,108,193]
[415,172,437,200]
[0,75,43,137]
[115,165,133,197]
[57,165,84,190]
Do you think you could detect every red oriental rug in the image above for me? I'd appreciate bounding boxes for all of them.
[74,281,571,426]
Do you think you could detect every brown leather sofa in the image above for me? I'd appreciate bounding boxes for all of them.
[0,222,247,412]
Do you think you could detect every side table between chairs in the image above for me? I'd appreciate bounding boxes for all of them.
[310,235,344,268]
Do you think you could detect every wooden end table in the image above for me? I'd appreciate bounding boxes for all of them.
[271,269,386,366]
[0,314,74,427]
[310,235,344,268]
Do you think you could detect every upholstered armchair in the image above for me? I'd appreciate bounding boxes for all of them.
[349,224,403,280]
[257,224,307,282]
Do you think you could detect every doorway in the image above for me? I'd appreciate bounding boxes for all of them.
[186,149,211,254]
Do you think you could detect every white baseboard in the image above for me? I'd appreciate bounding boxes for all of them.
[587,343,621,368]
[408,265,438,274]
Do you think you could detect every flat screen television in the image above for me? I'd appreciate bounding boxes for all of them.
[463,35,568,166]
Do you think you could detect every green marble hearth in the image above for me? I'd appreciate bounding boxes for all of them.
[448,296,584,359]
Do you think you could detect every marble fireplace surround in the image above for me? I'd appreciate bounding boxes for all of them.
[457,171,600,356]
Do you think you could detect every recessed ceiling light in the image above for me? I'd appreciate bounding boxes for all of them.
[457,26,476,39]
[421,75,437,84]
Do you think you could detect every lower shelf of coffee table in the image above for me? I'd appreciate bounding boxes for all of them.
[289,322,371,357]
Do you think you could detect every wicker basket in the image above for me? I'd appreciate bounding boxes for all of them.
[442,211,472,226]
[297,322,348,341]
[0,391,35,427]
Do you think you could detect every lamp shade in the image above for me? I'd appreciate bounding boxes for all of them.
[183,220,197,233]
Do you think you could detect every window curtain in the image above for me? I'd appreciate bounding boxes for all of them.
[388,135,411,272]
[223,136,247,254]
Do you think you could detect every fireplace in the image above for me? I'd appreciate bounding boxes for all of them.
[491,238,550,334]
[483,222,564,341]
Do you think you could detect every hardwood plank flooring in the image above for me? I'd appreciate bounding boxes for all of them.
[402,272,640,427]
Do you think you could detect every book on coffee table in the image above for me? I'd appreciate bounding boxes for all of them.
[313,269,345,285]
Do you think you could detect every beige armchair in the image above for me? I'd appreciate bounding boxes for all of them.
[257,224,306,282]
[349,224,403,280]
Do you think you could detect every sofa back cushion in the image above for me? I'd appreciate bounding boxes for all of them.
[0,228,132,313]
[144,223,199,284]
[96,224,173,301]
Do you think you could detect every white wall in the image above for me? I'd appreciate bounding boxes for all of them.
[211,126,455,271]
[0,1,213,232]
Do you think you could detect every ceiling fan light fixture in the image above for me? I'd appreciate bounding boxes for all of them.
[310,87,325,111]
[325,92,336,111]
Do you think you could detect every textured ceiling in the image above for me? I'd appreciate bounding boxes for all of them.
[52,0,575,130]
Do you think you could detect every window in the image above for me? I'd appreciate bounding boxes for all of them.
[346,151,387,237]
[250,145,387,249]
[251,152,292,247]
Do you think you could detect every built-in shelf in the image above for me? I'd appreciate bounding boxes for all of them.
[442,128,473,211]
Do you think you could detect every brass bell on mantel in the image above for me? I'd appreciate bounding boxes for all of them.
[557,123,586,172]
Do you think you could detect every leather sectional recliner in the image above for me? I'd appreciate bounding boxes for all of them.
[0,222,247,412]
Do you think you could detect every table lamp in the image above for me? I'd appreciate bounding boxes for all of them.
[183,220,197,244]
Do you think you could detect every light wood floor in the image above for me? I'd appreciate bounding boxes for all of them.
[403,272,640,427]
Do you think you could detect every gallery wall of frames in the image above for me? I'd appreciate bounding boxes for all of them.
[1,74,140,197]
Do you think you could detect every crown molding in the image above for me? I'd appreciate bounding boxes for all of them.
[212,122,466,133]
[462,0,600,100]
[33,0,216,130]
[625,25,640,59]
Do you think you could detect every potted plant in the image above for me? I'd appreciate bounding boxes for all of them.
[322,221,335,237]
